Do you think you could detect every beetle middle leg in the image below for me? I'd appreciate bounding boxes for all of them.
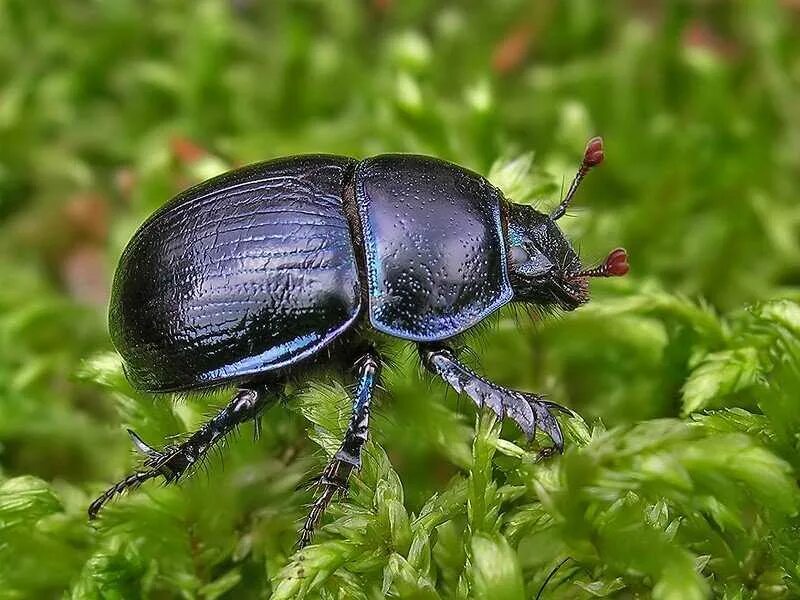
[298,348,381,548]
[418,344,569,451]
[88,383,275,519]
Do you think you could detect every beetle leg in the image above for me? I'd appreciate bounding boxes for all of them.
[298,349,381,549]
[88,384,274,520]
[418,345,569,451]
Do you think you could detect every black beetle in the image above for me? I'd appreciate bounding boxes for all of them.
[88,137,628,547]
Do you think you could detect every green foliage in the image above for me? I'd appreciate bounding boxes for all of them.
[1,1,799,598]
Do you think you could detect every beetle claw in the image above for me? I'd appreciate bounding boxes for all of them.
[127,429,159,457]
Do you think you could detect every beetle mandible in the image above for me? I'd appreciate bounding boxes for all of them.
[88,137,628,547]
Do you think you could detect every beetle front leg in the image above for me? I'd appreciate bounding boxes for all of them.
[88,384,275,519]
[299,349,381,548]
[419,345,569,451]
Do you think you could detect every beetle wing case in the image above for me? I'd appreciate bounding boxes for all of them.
[109,155,361,392]
[354,155,513,341]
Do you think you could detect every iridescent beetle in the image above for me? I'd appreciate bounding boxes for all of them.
[89,137,628,546]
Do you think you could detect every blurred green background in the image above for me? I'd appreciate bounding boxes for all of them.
[1,1,799,598]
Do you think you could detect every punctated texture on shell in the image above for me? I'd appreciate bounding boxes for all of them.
[355,154,512,341]
[109,155,360,392]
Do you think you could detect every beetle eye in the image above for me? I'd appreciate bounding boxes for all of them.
[515,249,554,277]
[510,245,530,266]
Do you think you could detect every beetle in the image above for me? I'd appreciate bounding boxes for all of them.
[88,137,628,547]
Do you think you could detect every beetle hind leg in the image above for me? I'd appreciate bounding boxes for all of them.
[298,349,381,548]
[419,345,569,451]
[88,384,275,519]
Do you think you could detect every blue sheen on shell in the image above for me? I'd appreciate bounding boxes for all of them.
[109,155,360,392]
[355,154,513,341]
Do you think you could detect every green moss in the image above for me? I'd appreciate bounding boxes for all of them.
[1,1,799,597]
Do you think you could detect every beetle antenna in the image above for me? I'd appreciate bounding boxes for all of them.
[577,247,629,278]
[550,136,604,221]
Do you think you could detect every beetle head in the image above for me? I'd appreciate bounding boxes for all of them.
[506,204,628,310]
[506,136,628,311]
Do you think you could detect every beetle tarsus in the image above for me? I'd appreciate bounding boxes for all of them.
[298,460,353,549]
[87,385,274,519]
[88,470,159,519]
[419,345,566,452]
[298,350,381,549]
[298,484,340,549]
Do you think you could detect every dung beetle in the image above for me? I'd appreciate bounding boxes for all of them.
[88,137,628,547]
